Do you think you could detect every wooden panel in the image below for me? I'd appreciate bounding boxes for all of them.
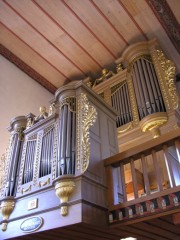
[134,221,178,240]
[35,0,115,67]
[0,0,83,79]
[61,0,126,56]
[6,0,101,75]
[0,23,64,87]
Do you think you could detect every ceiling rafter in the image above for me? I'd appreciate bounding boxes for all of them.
[32,0,103,68]
[0,44,57,94]
[146,0,180,54]
[61,0,117,59]
[90,0,129,46]
[3,0,87,78]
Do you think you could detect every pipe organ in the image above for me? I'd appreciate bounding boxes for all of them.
[91,39,179,150]
[0,81,118,237]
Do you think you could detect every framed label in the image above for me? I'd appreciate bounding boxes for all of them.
[20,216,43,232]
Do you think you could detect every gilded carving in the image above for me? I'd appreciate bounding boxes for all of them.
[93,68,115,87]
[21,185,31,194]
[126,75,139,125]
[111,80,126,95]
[77,93,97,173]
[139,112,168,138]
[0,200,15,231]
[26,117,34,129]
[156,50,178,109]
[17,138,28,193]
[116,63,124,73]
[54,180,75,216]
[33,132,43,186]
[48,103,56,116]
[1,135,14,197]
[38,177,50,188]
[0,154,6,191]
[15,127,24,141]
[52,123,58,180]
[59,97,76,113]
[151,50,170,110]
[118,122,133,133]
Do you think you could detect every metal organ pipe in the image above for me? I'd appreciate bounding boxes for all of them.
[132,57,166,120]
[137,60,150,114]
[141,59,155,113]
[57,98,76,177]
[145,61,160,112]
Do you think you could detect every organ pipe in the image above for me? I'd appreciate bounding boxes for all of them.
[132,57,166,120]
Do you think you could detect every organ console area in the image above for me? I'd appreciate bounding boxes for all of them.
[0,39,179,239]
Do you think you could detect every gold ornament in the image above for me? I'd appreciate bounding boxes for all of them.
[0,199,15,231]
[54,180,75,216]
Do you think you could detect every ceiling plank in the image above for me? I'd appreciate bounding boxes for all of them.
[35,0,115,70]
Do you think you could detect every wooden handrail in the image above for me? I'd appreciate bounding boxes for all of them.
[104,129,180,167]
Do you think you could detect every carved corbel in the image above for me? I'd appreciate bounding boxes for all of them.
[0,198,15,231]
[54,179,75,216]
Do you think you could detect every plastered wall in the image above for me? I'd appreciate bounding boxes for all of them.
[0,56,53,158]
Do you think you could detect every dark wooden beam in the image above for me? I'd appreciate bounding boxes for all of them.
[0,44,57,94]
[146,0,180,54]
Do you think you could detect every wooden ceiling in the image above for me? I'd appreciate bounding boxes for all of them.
[0,0,180,93]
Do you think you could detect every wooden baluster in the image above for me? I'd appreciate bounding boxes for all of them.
[130,158,138,199]
[106,166,115,207]
[141,154,150,195]
[163,144,176,187]
[175,138,180,163]
[120,162,127,202]
[152,149,163,191]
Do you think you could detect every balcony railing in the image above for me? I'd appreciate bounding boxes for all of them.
[104,128,180,223]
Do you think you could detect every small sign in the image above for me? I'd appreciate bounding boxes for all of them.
[20,216,43,232]
[28,198,38,210]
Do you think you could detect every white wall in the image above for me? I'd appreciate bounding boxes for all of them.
[0,56,53,158]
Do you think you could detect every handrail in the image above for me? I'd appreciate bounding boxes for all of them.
[104,129,180,223]
[104,128,180,167]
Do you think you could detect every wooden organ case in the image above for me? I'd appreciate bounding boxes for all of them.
[91,39,180,151]
[0,81,118,239]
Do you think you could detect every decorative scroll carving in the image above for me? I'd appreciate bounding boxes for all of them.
[33,132,43,186]
[111,80,126,95]
[118,122,133,133]
[156,50,178,109]
[151,50,171,110]
[130,55,152,67]
[59,97,76,113]
[21,185,31,194]
[14,127,24,141]
[17,139,28,193]
[1,135,14,197]
[77,93,97,173]
[52,123,58,180]
[126,74,139,125]
[0,154,6,191]
[147,0,180,54]
[38,178,50,188]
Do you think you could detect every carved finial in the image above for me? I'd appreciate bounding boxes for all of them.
[116,63,123,73]
[93,68,115,87]
[26,117,34,129]
[48,103,56,117]
[34,106,48,123]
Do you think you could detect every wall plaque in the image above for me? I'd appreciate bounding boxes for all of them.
[20,216,43,232]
